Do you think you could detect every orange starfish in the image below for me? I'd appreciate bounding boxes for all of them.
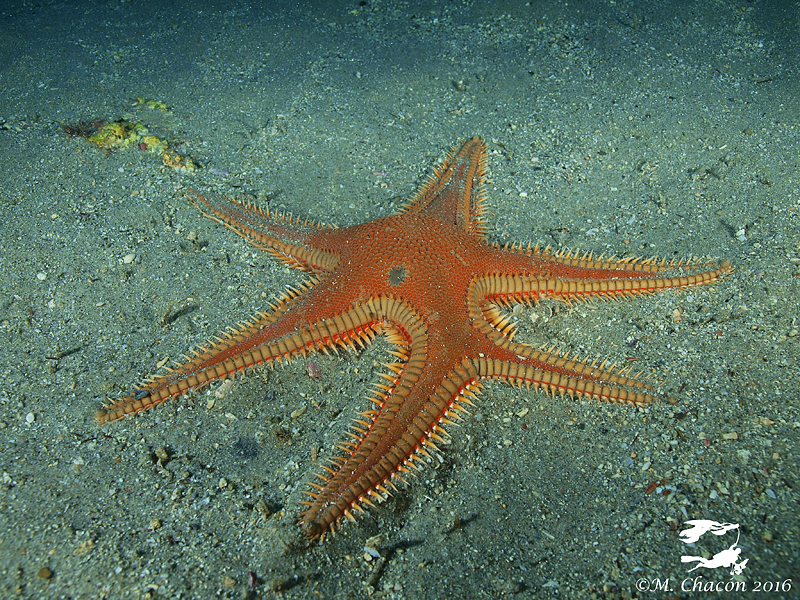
[98,137,731,540]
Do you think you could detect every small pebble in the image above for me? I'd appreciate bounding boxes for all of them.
[270,576,289,592]
[214,378,234,399]
[37,272,47,281]
[306,361,322,378]
[25,412,35,424]
[290,405,307,419]
[123,253,135,264]
[37,567,53,579]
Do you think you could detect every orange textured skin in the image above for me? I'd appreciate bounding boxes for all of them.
[97,137,732,540]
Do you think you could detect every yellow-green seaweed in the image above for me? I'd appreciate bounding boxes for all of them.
[135,97,169,112]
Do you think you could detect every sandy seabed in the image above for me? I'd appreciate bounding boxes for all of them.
[0,1,797,598]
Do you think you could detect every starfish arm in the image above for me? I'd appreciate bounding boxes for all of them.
[299,298,483,540]
[96,285,382,422]
[187,189,341,273]
[475,244,732,306]
[474,347,655,405]
[401,136,489,240]
[524,244,733,281]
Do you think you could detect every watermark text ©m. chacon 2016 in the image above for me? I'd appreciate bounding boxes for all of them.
[633,519,793,594]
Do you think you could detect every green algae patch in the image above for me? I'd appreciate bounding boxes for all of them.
[134,97,170,112]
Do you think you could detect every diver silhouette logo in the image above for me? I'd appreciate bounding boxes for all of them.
[679,520,749,576]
